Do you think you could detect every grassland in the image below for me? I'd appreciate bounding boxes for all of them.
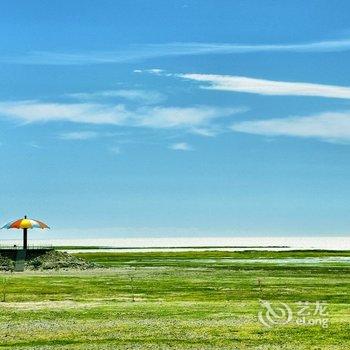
[0,250,349,349]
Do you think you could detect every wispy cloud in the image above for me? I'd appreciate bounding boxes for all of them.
[179,73,350,100]
[67,89,165,105]
[28,142,41,149]
[151,39,350,54]
[190,128,218,137]
[59,131,99,140]
[0,100,242,131]
[136,106,243,129]
[0,101,130,124]
[231,111,350,143]
[134,68,165,75]
[170,142,193,151]
[3,39,350,65]
[109,146,121,155]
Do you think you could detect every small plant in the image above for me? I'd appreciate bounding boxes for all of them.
[130,275,135,302]
[129,269,136,302]
[257,278,263,293]
[2,276,9,302]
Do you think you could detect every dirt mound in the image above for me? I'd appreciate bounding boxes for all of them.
[25,250,99,271]
[0,255,15,271]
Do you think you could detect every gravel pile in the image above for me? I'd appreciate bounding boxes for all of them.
[0,254,14,271]
[25,250,99,271]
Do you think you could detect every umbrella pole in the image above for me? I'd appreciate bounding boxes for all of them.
[23,228,28,250]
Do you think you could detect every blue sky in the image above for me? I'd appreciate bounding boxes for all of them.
[1,0,350,238]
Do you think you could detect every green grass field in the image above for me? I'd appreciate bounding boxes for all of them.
[0,250,349,349]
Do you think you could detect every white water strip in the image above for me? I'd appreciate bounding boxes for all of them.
[0,236,349,251]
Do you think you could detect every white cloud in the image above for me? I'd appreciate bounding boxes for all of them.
[67,89,165,104]
[180,74,350,100]
[28,142,40,148]
[148,39,350,54]
[170,142,193,151]
[231,111,350,143]
[109,146,121,155]
[0,101,131,124]
[143,68,164,74]
[137,106,243,129]
[0,100,242,131]
[191,128,218,137]
[59,131,99,140]
[4,39,350,65]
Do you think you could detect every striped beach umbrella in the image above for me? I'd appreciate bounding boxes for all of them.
[1,215,50,249]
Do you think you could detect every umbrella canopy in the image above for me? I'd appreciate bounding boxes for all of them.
[2,218,49,230]
[1,216,50,250]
